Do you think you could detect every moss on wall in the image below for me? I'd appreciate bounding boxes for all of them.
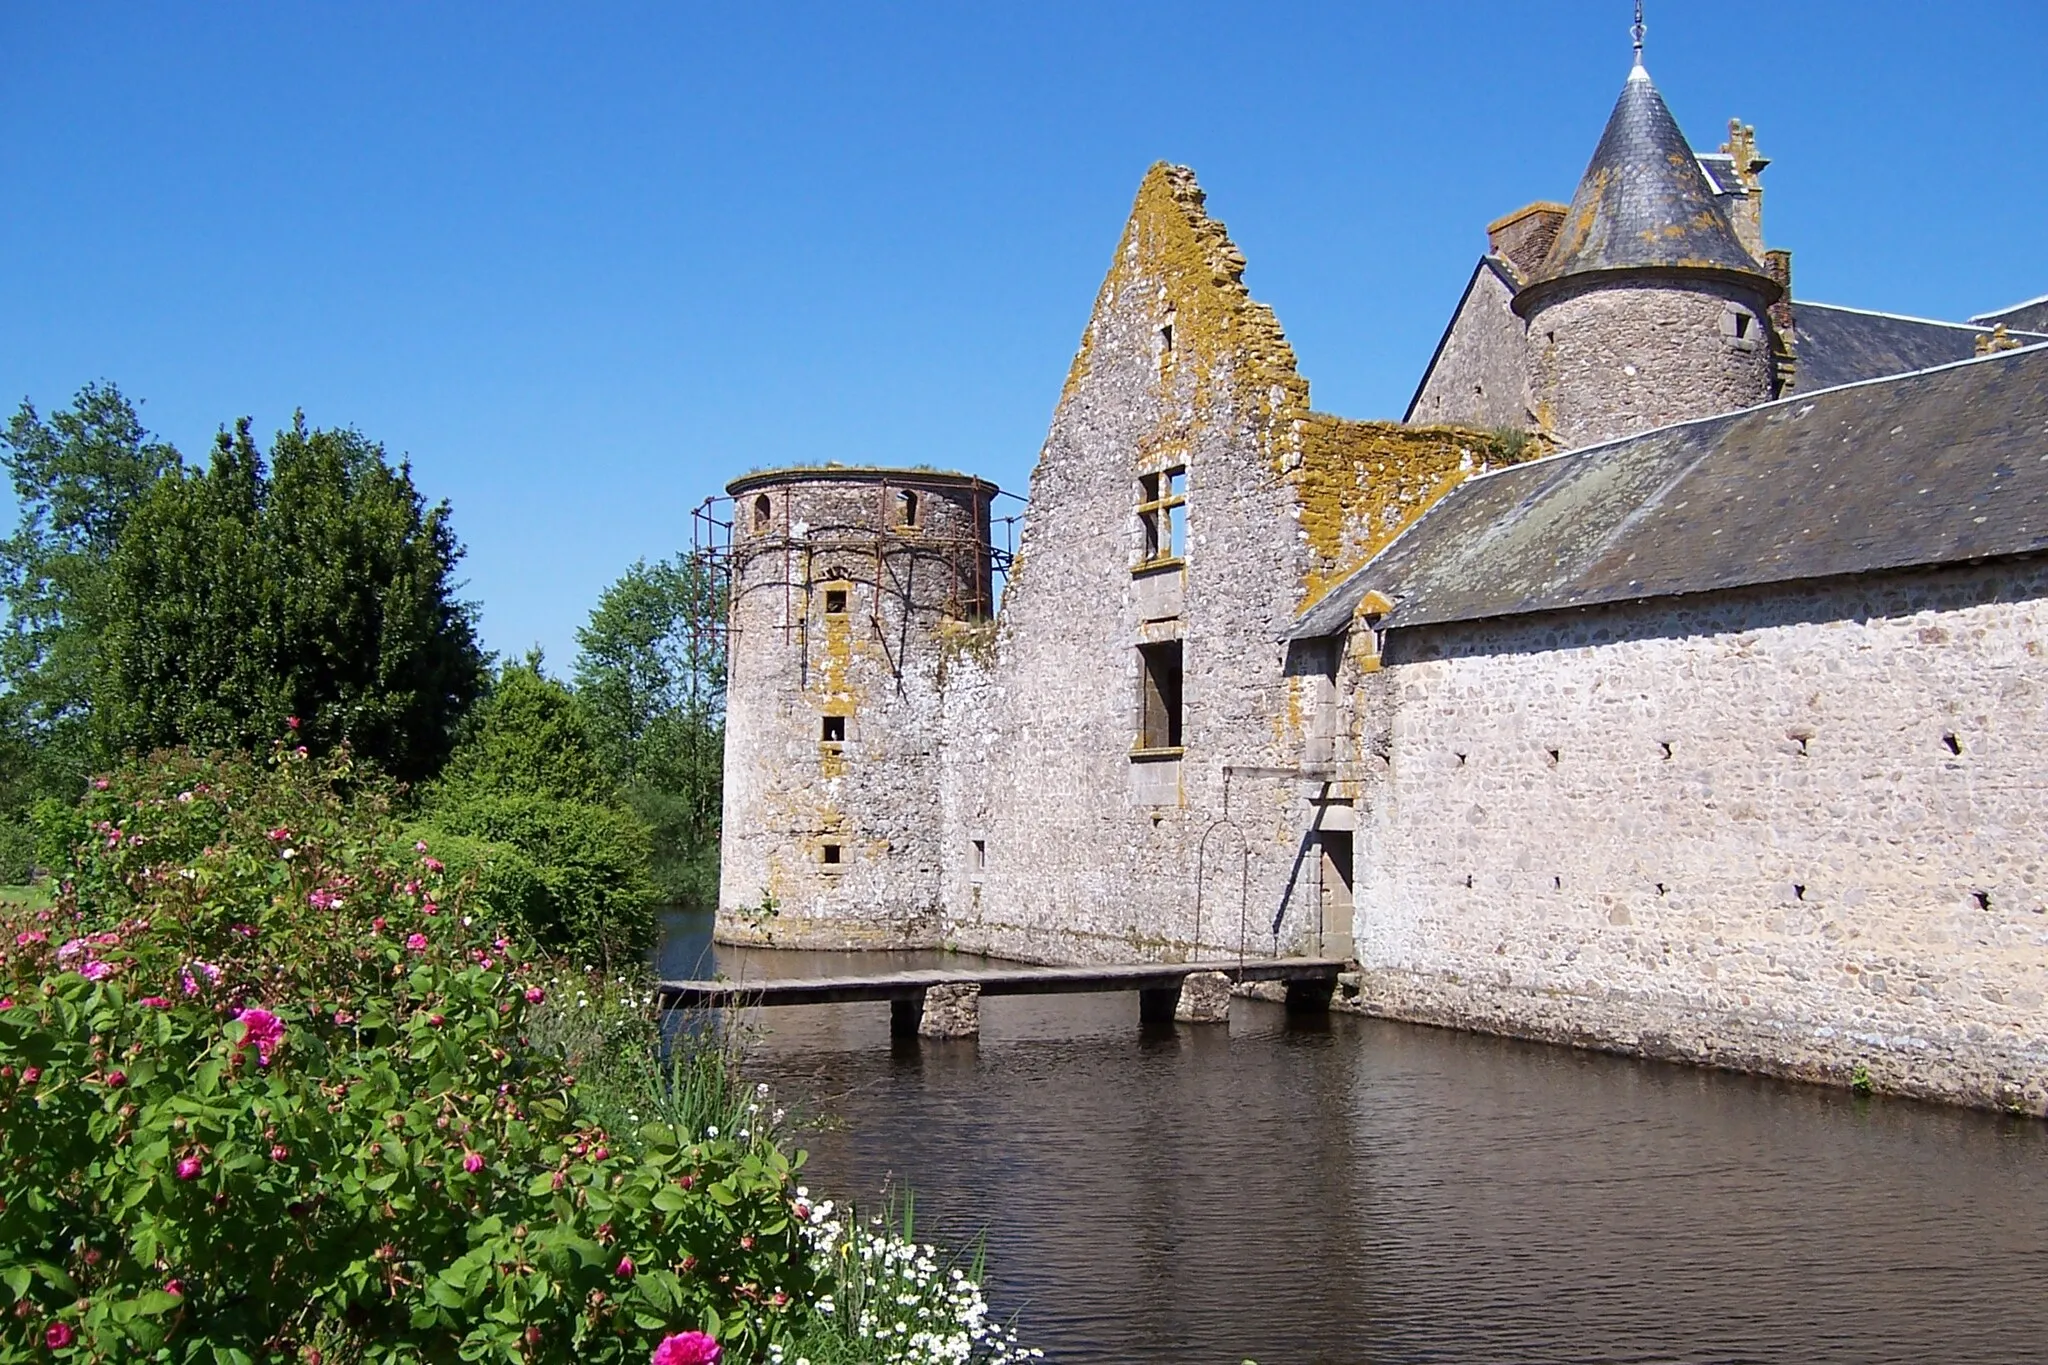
[1057,162,1546,610]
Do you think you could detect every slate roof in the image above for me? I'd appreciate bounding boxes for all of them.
[1694,153,1747,199]
[1520,65,1776,303]
[1293,344,2048,639]
[1794,302,2047,390]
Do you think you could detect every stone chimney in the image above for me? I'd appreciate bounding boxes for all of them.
[1716,119,1770,259]
[1486,202,1568,282]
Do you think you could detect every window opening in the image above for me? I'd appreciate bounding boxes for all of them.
[1139,467,1187,563]
[821,842,842,866]
[897,489,920,527]
[1318,828,1354,952]
[1138,641,1184,750]
[971,838,987,874]
[821,715,846,744]
[752,494,772,531]
[823,587,848,615]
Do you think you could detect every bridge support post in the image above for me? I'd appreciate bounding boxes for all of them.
[1284,975,1336,1015]
[1138,986,1178,1024]
[890,993,924,1039]
[919,983,981,1038]
[1174,970,1233,1023]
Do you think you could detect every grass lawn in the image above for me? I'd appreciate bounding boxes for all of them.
[0,881,53,910]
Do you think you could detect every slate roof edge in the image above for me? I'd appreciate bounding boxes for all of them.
[1379,545,2048,639]
[1287,339,2048,640]
[1452,335,2048,492]
[1800,299,2047,336]
[1972,291,2048,324]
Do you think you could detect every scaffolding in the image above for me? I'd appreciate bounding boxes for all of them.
[691,478,1022,686]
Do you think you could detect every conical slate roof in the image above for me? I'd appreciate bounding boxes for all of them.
[1519,64,1778,306]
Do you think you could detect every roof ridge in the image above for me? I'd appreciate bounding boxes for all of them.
[1798,299,2043,335]
[1972,290,2048,322]
[1453,334,2048,490]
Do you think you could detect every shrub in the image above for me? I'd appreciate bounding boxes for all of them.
[422,662,659,968]
[420,792,657,972]
[0,743,816,1361]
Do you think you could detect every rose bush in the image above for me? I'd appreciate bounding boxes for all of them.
[0,743,816,1361]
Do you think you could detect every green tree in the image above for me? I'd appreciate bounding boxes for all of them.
[573,555,725,907]
[422,659,657,968]
[0,382,181,808]
[93,414,487,783]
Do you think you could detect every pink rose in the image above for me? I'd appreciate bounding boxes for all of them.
[233,1007,286,1065]
[271,1145,290,1161]
[164,1279,183,1297]
[287,715,301,730]
[140,996,171,1008]
[176,1155,203,1180]
[106,1070,126,1087]
[0,997,12,1010]
[81,960,114,981]
[524,987,545,1005]
[406,933,429,953]
[615,1255,636,1279]
[422,857,444,875]
[414,840,429,853]
[46,1322,75,1349]
[650,1331,721,1365]
[21,1067,40,1086]
[462,1150,484,1174]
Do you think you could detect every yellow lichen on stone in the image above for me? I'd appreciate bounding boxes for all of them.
[1290,416,1534,606]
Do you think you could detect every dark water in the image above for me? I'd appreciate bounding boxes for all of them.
[658,911,2048,1364]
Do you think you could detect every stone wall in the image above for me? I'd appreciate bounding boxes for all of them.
[1350,558,2048,1115]
[1524,276,1777,449]
[1405,262,1532,432]
[934,164,1531,966]
[719,470,993,947]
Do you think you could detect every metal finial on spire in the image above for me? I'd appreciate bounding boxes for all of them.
[1629,1,1649,80]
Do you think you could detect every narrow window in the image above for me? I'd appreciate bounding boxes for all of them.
[821,715,846,744]
[1319,828,1354,950]
[1138,641,1184,750]
[753,494,772,531]
[1138,466,1187,564]
[897,489,920,527]
[971,838,987,873]
[823,587,848,615]
[821,842,842,866]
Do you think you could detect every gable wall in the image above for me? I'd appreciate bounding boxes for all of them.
[1405,263,1531,430]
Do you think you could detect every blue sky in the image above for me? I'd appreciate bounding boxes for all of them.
[4,3,2043,667]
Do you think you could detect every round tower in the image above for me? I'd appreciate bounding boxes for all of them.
[717,466,998,947]
[1514,59,1782,450]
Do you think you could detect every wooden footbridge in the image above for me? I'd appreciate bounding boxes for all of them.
[655,958,1348,1038]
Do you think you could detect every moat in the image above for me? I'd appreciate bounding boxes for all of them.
[659,912,2048,1364]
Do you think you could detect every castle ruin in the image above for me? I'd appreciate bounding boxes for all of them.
[714,52,2048,1114]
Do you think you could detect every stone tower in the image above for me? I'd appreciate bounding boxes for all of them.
[718,467,999,947]
[1515,59,1783,449]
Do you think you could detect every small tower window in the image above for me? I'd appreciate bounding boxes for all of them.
[821,715,846,744]
[897,489,920,527]
[823,587,848,615]
[753,494,772,531]
[820,841,843,868]
[1721,305,1758,351]
[1139,467,1186,563]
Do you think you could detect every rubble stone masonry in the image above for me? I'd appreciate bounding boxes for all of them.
[1354,559,2048,1114]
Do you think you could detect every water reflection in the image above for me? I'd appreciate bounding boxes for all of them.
[658,912,2048,1364]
